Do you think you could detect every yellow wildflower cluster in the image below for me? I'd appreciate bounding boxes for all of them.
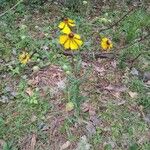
[58,17,113,51]
[58,18,83,50]
[18,17,113,64]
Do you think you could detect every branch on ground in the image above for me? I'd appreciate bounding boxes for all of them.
[91,5,140,32]
[0,0,23,17]
[60,33,149,60]
[60,51,117,59]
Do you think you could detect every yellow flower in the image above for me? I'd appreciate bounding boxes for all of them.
[59,32,83,50]
[58,18,75,34]
[19,52,30,64]
[101,37,113,51]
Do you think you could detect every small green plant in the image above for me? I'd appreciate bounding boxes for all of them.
[138,95,150,109]
[67,76,83,108]
[60,117,77,141]
[128,78,150,109]
[2,142,12,150]
[90,128,102,147]
[129,78,145,93]
[129,143,139,150]
[64,0,91,15]
[65,56,89,114]
[17,79,40,104]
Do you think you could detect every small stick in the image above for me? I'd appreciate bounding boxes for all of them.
[119,33,150,50]
[131,53,142,63]
[60,51,117,60]
[97,6,138,32]
[60,31,149,60]
[129,50,149,68]
[0,0,23,17]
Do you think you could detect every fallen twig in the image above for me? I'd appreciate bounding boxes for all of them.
[129,49,149,68]
[130,53,142,63]
[30,133,37,150]
[92,5,139,32]
[119,32,150,50]
[59,31,149,60]
[60,51,117,59]
[0,0,23,18]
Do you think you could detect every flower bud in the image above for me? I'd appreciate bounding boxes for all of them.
[66,102,74,111]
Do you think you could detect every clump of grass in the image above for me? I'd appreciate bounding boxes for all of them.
[0,78,50,148]
[65,56,87,114]
[64,0,91,16]
[129,78,150,109]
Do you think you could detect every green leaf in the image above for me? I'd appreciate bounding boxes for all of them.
[129,143,139,150]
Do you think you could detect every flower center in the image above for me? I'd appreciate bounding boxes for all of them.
[23,54,28,60]
[68,33,74,38]
[64,18,68,23]
[106,40,111,46]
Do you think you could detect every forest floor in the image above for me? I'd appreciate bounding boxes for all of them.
[0,1,150,150]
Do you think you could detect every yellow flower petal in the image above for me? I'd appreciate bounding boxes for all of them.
[102,37,108,42]
[74,39,83,46]
[64,39,70,49]
[22,60,27,64]
[70,40,78,50]
[68,23,75,27]
[58,22,65,29]
[68,19,75,24]
[68,19,75,27]
[74,34,81,39]
[59,35,68,44]
[61,24,71,34]
[101,42,108,50]
[19,52,30,64]
[109,43,113,48]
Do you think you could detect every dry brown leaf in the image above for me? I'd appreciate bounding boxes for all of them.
[117,100,126,106]
[90,115,101,126]
[81,102,96,116]
[60,141,71,150]
[75,135,92,150]
[89,107,96,116]
[93,65,105,73]
[111,60,117,68]
[112,92,120,98]
[31,115,37,123]
[104,85,127,92]
[27,79,37,86]
[86,122,96,136]
[81,62,90,68]
[81,102,90,112]
[0,139,6,149]
[146,80,150,85]
[128,91,138,98]
[30,134,37,150]
[26,87,34,96]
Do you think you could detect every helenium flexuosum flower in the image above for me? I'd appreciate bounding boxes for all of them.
[58,18,75,34]
[19,52,30,64]
[101,37,113,51]
[59,32,83,50]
